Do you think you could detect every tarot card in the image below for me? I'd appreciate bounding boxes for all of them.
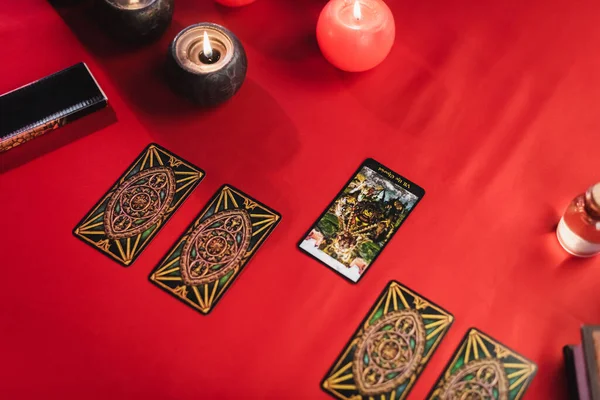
[427,328,537,400]
[298,158,424,283]
[582,326,600,400]
[73,143,204,266]
[149,185,281,315]
[321,281,453,400]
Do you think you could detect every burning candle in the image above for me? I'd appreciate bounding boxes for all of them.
[214,0,257,7]
[166,23,248,107]
[316,0,395,72]
[99,0,173,43]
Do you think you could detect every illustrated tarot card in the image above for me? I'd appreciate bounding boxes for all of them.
[149,185,281,315]
[73,143,204,266]
[321,281,453,400]
[427,328,537,400]
[298,158,425,283]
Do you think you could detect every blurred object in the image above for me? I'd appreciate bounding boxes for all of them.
[563,326,600,400]
[564,345,578,400]
[97,0,173,44]
[214,0,256,7]
[48,0,90,6]
[557,183,600,257]
[564,344,591,400]
[0,63,107,153]
[583,326,600,400]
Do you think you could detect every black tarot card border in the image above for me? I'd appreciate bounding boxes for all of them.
[149,184,281,315]
[298,158,425,284]
[73,143,204,266]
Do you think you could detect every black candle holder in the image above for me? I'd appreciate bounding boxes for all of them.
[166,23,248,107]
[98,0,173,44]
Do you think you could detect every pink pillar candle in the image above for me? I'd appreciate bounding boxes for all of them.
[316,0,395,72]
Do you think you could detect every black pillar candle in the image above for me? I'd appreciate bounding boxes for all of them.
[166,23,248,107]
[98,0,173,44]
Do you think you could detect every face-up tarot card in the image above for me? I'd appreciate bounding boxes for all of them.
[427,328,537,400]
[73,143,204,266]
[149,185,281,315]
[299,159,424,283]
[322,281,453,400]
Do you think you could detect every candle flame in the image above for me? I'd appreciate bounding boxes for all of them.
[203,31,213,59]
[353,0,361,20]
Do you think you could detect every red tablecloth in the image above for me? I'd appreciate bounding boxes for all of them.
[2,0,599,398]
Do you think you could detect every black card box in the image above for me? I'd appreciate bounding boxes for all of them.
[0,62,107,153]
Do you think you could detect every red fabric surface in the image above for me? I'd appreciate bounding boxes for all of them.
[1,0,600,398]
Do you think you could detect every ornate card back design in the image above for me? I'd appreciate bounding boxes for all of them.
[353,309,426,395]
[179,209,252,286]
[427,329,537,400]
[73,144,204,266]
[149,185,281,315]
[322,281,454,400]
[104,166,176,239]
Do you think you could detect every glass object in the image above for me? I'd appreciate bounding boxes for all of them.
[557,183,600,257]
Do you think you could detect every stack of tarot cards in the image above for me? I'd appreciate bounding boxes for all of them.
[564,326,600,399]
[0,62,107,153]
